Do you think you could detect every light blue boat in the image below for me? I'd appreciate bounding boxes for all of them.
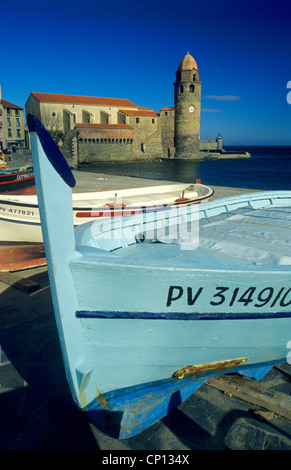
[27,114,291,439]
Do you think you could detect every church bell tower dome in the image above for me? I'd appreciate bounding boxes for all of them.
[178,52,198,71]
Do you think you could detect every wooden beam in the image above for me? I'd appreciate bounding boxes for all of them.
[206,374,291,421]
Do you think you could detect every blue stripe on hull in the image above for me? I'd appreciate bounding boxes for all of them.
[76,309,291,320]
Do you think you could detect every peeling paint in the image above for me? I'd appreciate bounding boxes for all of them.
[173,357,249,380]
[96,387,111,409]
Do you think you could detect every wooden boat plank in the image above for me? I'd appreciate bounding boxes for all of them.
[206,374,291,421]
[0,243,46,272]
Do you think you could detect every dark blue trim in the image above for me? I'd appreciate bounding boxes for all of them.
[27,114,76,188]
[76,310,291,320]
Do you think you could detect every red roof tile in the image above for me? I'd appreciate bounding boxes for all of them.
[31,92,138,108]
[1,99,23,109]
[119,108,159,117]
[75,123,133,129]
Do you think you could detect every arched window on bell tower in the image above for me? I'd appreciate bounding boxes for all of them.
[189,84,195,93]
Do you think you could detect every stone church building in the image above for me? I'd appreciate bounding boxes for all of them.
[25,53,222,167]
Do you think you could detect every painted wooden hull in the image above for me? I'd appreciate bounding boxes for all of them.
[0,182,213,243]
[0,166,35,194]
[27,114,291,439]
[0,242,46,272]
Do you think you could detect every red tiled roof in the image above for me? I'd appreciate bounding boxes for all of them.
[1,99,23,110]
[119,108,159,117]
[30,92,138,108]
[160,107,174,111]
[76,123,133,130]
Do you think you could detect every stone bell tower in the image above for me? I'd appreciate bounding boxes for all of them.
[174,52,202,159]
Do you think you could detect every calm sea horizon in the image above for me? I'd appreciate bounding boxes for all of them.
[79,146,291,191]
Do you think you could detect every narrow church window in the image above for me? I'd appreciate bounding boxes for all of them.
[82,110,91,124]
[136,118,139,123]
[100,111,109,124]
[180,85,184,93]
[189,84,195,93]
[193,74,196,81]
[152,119,155,123]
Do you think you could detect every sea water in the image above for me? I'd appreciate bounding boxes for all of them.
[79,146,291,191]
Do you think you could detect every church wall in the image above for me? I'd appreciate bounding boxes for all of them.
[25,95,41,121]
[78,140,134,162]
[128,115,163,159]
[160,108,175,158]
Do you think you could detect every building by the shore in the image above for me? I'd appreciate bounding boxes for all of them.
[0,86,26,151]
[25,53,245,166]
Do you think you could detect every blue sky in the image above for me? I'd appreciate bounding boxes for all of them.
[1,0,291,145]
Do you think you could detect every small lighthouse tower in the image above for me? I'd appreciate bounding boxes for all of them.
[174,52,202,159]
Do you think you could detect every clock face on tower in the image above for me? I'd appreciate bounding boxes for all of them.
[189,106,194,113]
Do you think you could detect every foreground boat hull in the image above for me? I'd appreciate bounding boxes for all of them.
[58,215,291,438]
[27,114,291,439]
[72,307,288,438]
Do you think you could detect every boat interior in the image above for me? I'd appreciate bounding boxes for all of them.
[74,199,291,271]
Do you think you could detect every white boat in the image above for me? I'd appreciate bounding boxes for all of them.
[0,181,213,243]
[27,113,291,439]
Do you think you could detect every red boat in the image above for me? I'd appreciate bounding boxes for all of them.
[0,166,36,194]
[0,165,38,271]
